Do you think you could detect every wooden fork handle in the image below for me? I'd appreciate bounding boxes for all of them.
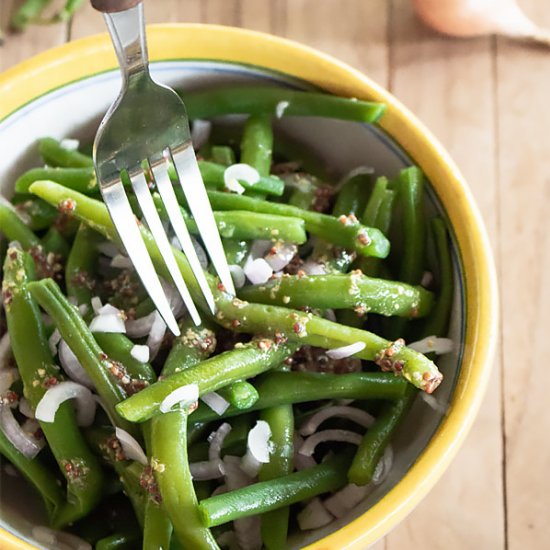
[91,0,141,13]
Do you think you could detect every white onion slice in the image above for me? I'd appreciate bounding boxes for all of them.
[225,178,246,194]
[48,329,61,356]
[229,264,246,289]
[275,100,290,118]
[325,342,366,360]
[19,397,35,419]
[241,420,272,477]
[78,304,89,316]
[0,333,11,368]
[91,296,103,315]
[249,240,273,259]
[421,270,434,288]
[409,336,454,355]
[294,434,318,470]
[298,429,362,457]
[35,381,96,427]
[115,427,148,466]
[299,406,375,436]
[0,405,42,459]
[372,444,393,486]
[89,313,126,334]
[264,243,297,272]
[190,459,225,480]
[244,258,273,285]
[159,383,199,413]
[110,254,133,269]
[96,242,119,258]
[324,483,371,519]
[130,344,150,363]
[146,311,167,360]
[0,368,19,395]
[224,163,260,190]
[201,392,230,416]
[97,304,121,317]
[208,422,232,462]
[126,311,156,338]
[32,526,91,550]
[191,119,212,150]
[421,392,449,415]
[60,138,79,151]
[59,340,94,389]
[297,498,334,530]
[302,260,326,275]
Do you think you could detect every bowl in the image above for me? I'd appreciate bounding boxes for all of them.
[0,24,498,550]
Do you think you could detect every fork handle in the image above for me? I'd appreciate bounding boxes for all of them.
[91,0,141,13]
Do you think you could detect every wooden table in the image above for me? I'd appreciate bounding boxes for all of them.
[1,1,548,549]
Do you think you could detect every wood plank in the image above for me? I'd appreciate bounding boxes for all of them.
[0,0,67,71]
[496,2,550,548]
[385,2,505,549]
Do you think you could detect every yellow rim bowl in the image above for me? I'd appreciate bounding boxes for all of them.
[0,24,498,550]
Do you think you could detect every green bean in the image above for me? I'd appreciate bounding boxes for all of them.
[3,246,104,527]
[10,195,58,231]
[27,278,136,436]
[240,114,273,176]
[38,137,93,168]
[210,146,235,166]
[0,430,63,523]
[239,273,433,317]
[332,171,372,217]
[151,410,219,549]
[117,340,297,423]
[190,371,408,425]
[362,177,388,227]
[222,239,249,266]
[0,203,40,249]
[198,450,353,527]
[28,182,442,392]
[95,532,141,550]
[10,0,52,31]
[40,227,69,259]
[183,87,386,123]
[217,380,259,410]
[54,0,85,21]
[15,166,97,194]
[207,191,390,259]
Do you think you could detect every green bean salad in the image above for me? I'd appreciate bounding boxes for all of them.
[0,86,453,550]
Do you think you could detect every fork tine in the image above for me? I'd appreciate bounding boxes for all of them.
[170,144,236,295]
[150,155,216,315]
[129,169,202,326]
[101,178,181,335]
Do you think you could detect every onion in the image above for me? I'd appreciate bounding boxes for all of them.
[302,260,326,276]
[146,311,167,360]
[211,483,228,497]
[89,313,126,334]
[191,119,212,150]
[421,392,449,415]
[275,100,289,118]
[298,429,362,457]
[372,444,393,485]
[0,332,11,368]
[35,381,96,427]
[91,296,103,314]
[324,483,371,519]
[224,163,260,191]
[293,434,317,470]
[201,392,230,416]
[264,243,297,272]
[412,0,550,46]
[78,304,89,316]
[325,342,366,360]
[59,340,94,389]
[299,406,375,436]
[409,336,453,355]
[0,405,42,459]
[115,427,148,465]
[0,368,19,395]
[19,397,35,419]
[334,166,374,191]
[159,383,199,413]
[110,254,132,269]
[32,526,91,550]
[4,463,18,477]
[225,178,246,194]
[249,240,273,259]
[216,530,237,549]
[48,329,61,356]
[60,138,79,151]
[0,196,30,224]
[229,264,246,289]
[421,270,434,288]
[244,258,273,285]
[191,237,208,270]
[160,279,186,319]
[126,311,156,338]
[130,344,150,363]
[297,498,334,530]
[189,460,225,480]
[96,242,119,258]
[208,422,232,461]
[241,420,272,477]
[93,395,117,426]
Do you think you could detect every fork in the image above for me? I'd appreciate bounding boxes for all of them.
[90,0,235,336]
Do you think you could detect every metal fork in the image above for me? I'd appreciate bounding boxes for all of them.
[91,0,235,336]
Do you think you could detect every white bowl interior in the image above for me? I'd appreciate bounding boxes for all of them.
[0,61,464,549]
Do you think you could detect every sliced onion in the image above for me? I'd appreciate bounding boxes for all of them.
[298,429,362,457]
[299,406,375,436]
[244,258,273,285]
[421,392,449,415]
[229,264,246,289]
[409,336,454,355]
[160,279,185,319]
[130,344,150,363]
[78,304,89,316]
[59,340,94,389]
[0,332,11,368]
[323,309,337,322]
[249,240,273,259]
[89,313,126,334]
[110,254,132,269]
[32,526,91,550]
[241,420,272,477]
[224,163,260,190]
[293,434,317,470]
[275,100,290,118]
[264,243,297,272]
[225,178,246,194]
[94,395,117,427]
[0,405,42,459]
[126,311,156,338]
[91,296,103,314]
[191,237,208,270]
[325,342,366,360]
[201,392,230,416]
[302,260,326,275]
[35,381,96,427]
[297,498,334,530]
[334,166,374,191]
[48,329,61,356]
[146,311,167,359]
[191,119,212,150]
[208,422,232,462]
[421,270,434,288]
[372,444,393,485]
[96,242,119,258]
[60,138,80,151]
[115,427,148,465]
[0,368,19,395]
[159,383,199,413]
[190,459,225,480]
[324,483,371,519]
[19,397,35,419]
[216,530,237,549]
